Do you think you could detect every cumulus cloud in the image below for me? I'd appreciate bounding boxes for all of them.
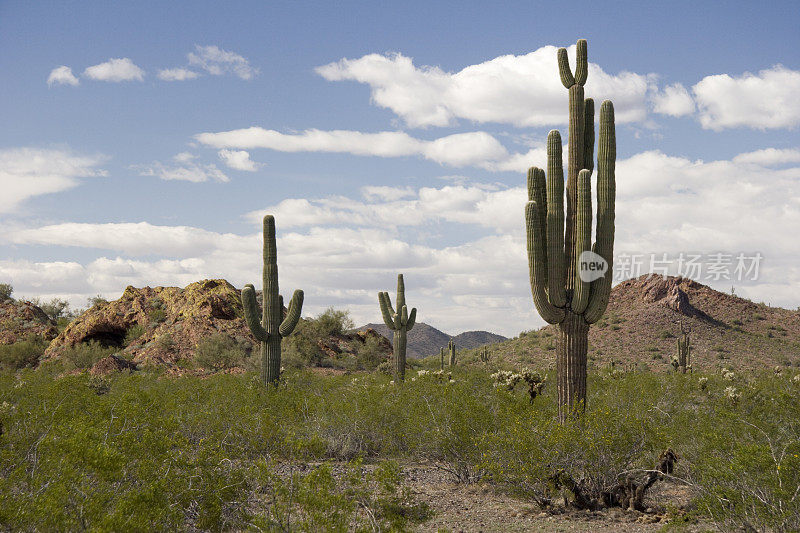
[0,147,107,212]
[136,153,230,183]
[5,147,800,335]
[196,127,514,169]
[157,67,199,81]
[218,149,258,171]
[47,66,79,86]
[188,45,257,80]
[651,83,695,116]
[83,58,145,82]
[692,65,800,130]
[315,45,656,127]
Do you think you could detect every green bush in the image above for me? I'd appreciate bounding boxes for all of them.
[61,340,117,370]
[123,324,146,346]
[0,283,12,300]
[355,334,387,370]
[0,337,46,370]
[312,307,354,337]
[194,334,253,371]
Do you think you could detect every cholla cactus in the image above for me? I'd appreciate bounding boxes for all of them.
[525,39,616,421]
[492,370,521,391]
[792,374,800,385]
[378,274,417,381]
[492,368,547,403]
[698,377,709,390]
[448,339,456,367]
[724,386,741,405]
[722,368,736,381]
[242,215,304,386]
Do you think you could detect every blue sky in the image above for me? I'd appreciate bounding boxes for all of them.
[1,1,799,336]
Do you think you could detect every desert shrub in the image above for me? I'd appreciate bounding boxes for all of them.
[356,334,387,370]
[61,340,116,370]
[311,307,355,337]
[0,283,12,300]
[148,308,166,324]
[156,333,174,352]
[123,324,145,346]
[0,337,46,370]
[194,334,252,371]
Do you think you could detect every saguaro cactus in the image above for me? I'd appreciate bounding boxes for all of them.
[448,339,456,367]
[676,321,691,374]
[479,346,491,364]
[525,39,616,421]
[378,274,417,381]
[242,215,304,386]
[440,347,445,371]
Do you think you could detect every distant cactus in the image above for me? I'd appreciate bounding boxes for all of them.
[440,347,445,371]
[242,215,304,386]
[479,346,491,364]
[448,339,456,366]
[378,274,417,381]
[676,321,691,374]
[525,39,616,422]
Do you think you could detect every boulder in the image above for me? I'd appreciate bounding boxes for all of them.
[0,299,59,345]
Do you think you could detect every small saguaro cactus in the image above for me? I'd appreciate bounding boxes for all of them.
[676,321,691,374]
[479,346,491,364]
[378,274,417,381]
[440,347,445,371]
[525,39,616,422]
[448,339,457,366]
[242,215,304,386]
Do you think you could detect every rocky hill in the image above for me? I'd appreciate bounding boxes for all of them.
[44,279,390,372]
[356,322,507,358]
[465,275,800,373]
[0,298,58,345]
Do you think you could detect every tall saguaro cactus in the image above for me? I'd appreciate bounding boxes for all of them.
[676,321,691,374]
[448,339,457,367]
[526,39,616,421]
[242,215,304,386]
[379,274,417,381]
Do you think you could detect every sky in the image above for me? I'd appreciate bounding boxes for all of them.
[1,0,799,337]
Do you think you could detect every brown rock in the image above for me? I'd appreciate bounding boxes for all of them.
[44,279,256,368]
[90,354,137,375]
[0,299,59,345]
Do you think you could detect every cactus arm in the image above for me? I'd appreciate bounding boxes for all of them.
[378,291,397,330]
[546,131,567,307]
[572,169,593,313]
[279,289,304,337]
[242,284,268,342]
[557,48,575,88]
[584,101,616,324]
[528,167,549,287]
[583,98,595,173]
[574,39,588,86]
[526,201,565,324]
[406,307,416,330]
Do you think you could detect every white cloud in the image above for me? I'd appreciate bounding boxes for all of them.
[136,154,230,183]
[196,127,514,168]
[5,147,800,336]
[651,82,695,116]
[692,65,800,130]
[218,149,258,171]
[83,58,145,82]
[8,222,252,257]
[315,45,656,127]
[0,147,107,212]
[47,66,79,86]
[732,148,800,166]
[158,67,199,81]
[187,45,257,80]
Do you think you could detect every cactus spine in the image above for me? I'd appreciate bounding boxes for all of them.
[378,274,417,381]
[242,215,304,386]
[448,339,456,366]
[525,39,616,422]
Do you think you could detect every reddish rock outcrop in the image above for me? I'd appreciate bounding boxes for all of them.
[90,354,138,375]
[44,279,256,367]
[0,299,59,345]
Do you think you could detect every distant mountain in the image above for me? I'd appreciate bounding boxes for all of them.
[355,322,507,358]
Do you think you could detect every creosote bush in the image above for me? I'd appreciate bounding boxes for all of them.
[194,333,254,371]
[0,337,46,370]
